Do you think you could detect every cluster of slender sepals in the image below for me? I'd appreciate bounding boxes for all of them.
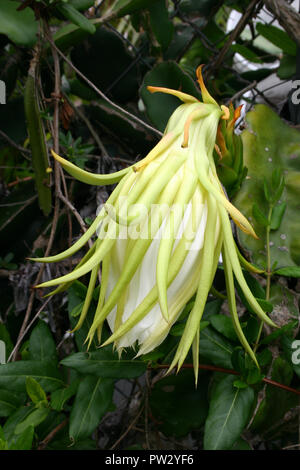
[33,66,275,382]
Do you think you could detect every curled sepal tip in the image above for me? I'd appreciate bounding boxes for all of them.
[196,65,218,106]
[51,149,130,186]
[147,86,199,104]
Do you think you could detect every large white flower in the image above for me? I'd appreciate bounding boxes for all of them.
[34,67,276,380]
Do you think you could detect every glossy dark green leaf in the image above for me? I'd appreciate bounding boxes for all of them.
[69,376,114,441]
[231,437,252,450]
[15,407,50,435]
[199,326,234,369]
[26,376,47,405]
[29,320,57,362]
[56,4,96,34]
[209,314,239,342]
[204,375,255,450]
[112,0,155,17]
[277,55,296,80]
[250,356,297,434]
[0,361,63,392]
[69,0,95,10]
[60,348,147,379]
[50,380,80,411]
[140,61,202,131]
[148,1,174,50]
[231,44,263,63]
[9,425,34,450]
[256,23,297,56]
[150,370,209,437]
[71,27,139,103]
[0,390,22,417]
[0,1,37,47]
[2,405,35,443]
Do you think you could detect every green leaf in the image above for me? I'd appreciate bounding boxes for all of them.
[149,369,209,437]
[68,0,95,10]
[209,315,239,342]
[50,380,80,411]
[140,61,202,131]
[274,266,300,278]
[0,390,23,417]
[2,405,34,443]
[56,4,96,34]
[60,348,147,379]
[231,44,263,63]
[231,437,252,450]
[0,361,63,392]
[69,376,114,441]
[251,356,297,434]
[252,203,269,227]
[14,407,50,435]
[26,377,48,406]
[199,326,234,369]
[256,23,297,56]
[255,298,273,313]
[204,375,255,450]
[112,0,155,17]
[270,203,287,231]
[179,0,218,15]
[71,27,139,103]
[170,320,209,337]
[29,321,57,362]
[0,1,38,47]
[277,55,296,80]
[148,1,174,50]
[9,425,34,450]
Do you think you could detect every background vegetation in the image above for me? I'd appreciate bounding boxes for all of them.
[0,0,300,451]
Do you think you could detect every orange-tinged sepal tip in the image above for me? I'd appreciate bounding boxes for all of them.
[195,65,218,106]
[221,105,230,120]
[146,86,198,103]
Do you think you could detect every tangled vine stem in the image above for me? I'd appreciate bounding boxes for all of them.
[151,364,300,397]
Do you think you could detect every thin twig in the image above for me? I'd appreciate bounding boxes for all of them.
[153,363,300,397]
[109,405,145,450]
[207,0,261,75]
[225,81,258,105]
[0,196,38,234]
[37,418,68,450]
[72,103,110,160]
[8,297,52,362]
[0,129,31,155]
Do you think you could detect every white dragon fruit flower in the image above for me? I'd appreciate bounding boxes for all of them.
[33,66,275,382]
